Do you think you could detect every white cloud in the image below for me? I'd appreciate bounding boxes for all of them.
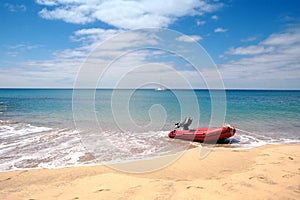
[261,30,300,46]
[279,15,296,22]
[1,28,220,88]
[36,0,223,29]
[0,29,164,88]
[4,3,26,12]
[220,27,300,89]
[218,54,225,59]
[39,7,95,24]
[35,0,58,6]
[4,44,42,58]
[8,44,41,50]
[0,58,81,88]
[7,52,18,57]
[176,35,202,42]
[71,28,123,43]
[196,20,206,26]
[214,27,227,33]
[241,36,257,42]
[211,15,218,20]
[53,28,159,60]
[226,45,274,55]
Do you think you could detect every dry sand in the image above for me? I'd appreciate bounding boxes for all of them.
[0,144,299,200]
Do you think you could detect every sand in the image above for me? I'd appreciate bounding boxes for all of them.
[0,144,299,200]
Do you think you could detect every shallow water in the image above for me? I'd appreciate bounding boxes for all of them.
[0,89,299,171]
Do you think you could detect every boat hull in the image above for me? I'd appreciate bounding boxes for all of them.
[168,126,236,142]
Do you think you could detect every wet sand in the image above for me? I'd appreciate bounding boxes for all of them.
[0,144,299,200]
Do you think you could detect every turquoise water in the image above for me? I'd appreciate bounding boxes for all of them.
[0,89,299,171]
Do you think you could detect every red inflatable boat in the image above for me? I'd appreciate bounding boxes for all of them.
[168,125,236,142]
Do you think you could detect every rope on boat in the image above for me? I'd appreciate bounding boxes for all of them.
[235,127,273,140]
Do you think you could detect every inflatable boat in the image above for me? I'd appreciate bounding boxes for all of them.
[168,117,236,142]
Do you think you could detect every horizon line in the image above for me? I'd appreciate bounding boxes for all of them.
[0,87,299,91]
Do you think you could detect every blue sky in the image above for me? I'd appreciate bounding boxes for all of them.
[1,0,300,89]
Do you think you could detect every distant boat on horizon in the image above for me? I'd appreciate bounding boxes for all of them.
[155,86,166,91]
[155,69,166,91]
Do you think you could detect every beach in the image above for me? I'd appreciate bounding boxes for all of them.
[2,0,300,199]
[0,144,299,200]
[0,89,299,199]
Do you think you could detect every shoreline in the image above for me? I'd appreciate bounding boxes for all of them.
[0,143,299,199]
[0,143,200,173]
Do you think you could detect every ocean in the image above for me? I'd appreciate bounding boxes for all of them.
[0,89,299,172]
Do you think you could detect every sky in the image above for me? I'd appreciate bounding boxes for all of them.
[0,0,300,89]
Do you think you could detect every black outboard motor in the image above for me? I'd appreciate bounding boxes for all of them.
[175,117,193,130]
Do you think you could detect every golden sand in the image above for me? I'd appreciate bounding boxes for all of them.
[0,144,299,200]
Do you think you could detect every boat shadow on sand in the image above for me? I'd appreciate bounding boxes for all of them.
[199,138,241,148]
[216,138,240,144]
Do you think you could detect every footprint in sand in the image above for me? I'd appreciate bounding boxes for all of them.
[119,185,142,199]
[94,188,110,192]
[154,183,174,199]
[0,177,12,182]
[282,174,294,179]
[186,185,204,189]
[260,153,270,156]
[249,175,277,185]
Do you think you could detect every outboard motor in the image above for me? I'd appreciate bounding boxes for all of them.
[175,117,193,130]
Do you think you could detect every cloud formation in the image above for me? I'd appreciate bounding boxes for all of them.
[176,35,202,42]
[71,28,123,44]
[196,20,206,26]
[226,46,274,55]
[214,27,227,33]
[241,36,257,42]
[211,15,218,20]
[4,3,26,12]
[36,0,222,29]
[220,27,300,88]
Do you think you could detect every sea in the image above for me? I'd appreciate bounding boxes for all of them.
[0,89,299,172]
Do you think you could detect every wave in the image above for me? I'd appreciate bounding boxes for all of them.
[0,120,93,172]
[228,131,300,150]
[0,121,179,172]
[1,120,299,172]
